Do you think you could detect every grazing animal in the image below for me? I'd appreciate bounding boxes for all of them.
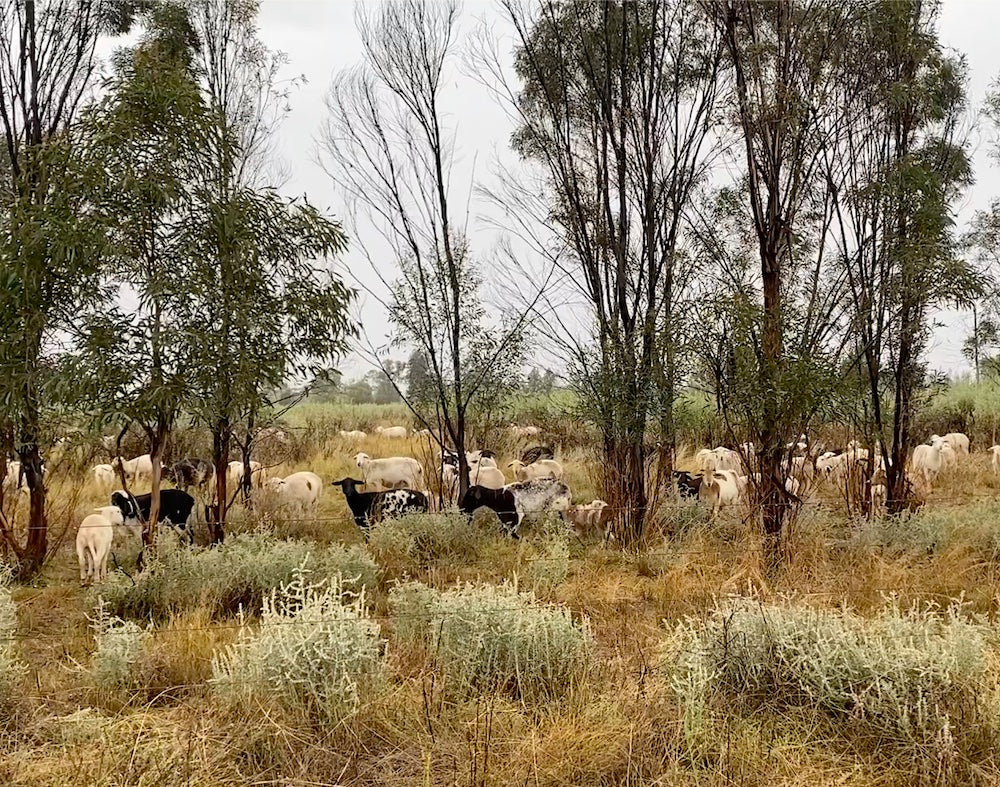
[565,499,611,540]
[932,432,970,456]
[673,470,702,499]
[459,486,519,533]
[509,424,542,437]
[338,429,367,440]
[783,455,815,488]
[76,505,140,584]
[460,479,572,536]
[713,447,743,473]
[507,458,563,482]
[112,454,155,483]
[331,477,428,535]
[226,460,266,491]
[110,489,196,543]
[442,449,497,469]
[991,445,1000,474]
[354,452,422,490]
[910,441,944,486]
[507,478,573,523]
[694,448,719,473]
[699,470,742,516]
[266,471,323,516]
[91,463,116,490]
[521,445,555,464]
[168,458,214,493]
[374,425,408,439]
[467,450,498,469]
[470,464,506,489]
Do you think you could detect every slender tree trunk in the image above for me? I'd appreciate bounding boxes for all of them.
[759,241,785,545]
[888,303,918,513]
[240,413,255,505]
[209,419,229,544]
[145,421,169,547]
[18,421,46,578]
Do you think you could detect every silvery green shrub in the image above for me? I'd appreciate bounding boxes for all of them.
[0,565,25,696]
[100,532,378,621]
[665,599,995,754]
[90,599,150,692]
[211,568,385,723]
[390,581,592,704]
[368,512,492,569]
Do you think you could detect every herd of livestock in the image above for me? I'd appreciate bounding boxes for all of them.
[2,422,987,585]
[67,426,609,585]
[677,431,982,514]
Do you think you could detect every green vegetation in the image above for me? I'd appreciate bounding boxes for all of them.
[99,533,378,623]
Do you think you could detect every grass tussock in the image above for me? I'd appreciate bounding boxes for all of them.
[665,598,999,776]
[390,580,593,704]
[99,532,378,622]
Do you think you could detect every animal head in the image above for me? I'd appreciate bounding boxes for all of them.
[110,490,139,523]
[331,478,364,493]
[507,460,525,472]
[97,505,125,527]
[354,452,370,468]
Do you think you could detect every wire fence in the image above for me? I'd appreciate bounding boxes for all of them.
[15,489,1000,530]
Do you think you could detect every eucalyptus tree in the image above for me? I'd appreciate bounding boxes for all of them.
[80,2,211,542]
[0,0,136,575]
[821,0,976,512]
[699,0,877,549]
[321,0,527,500]
[183,0,353,537]
[481,0,724,542]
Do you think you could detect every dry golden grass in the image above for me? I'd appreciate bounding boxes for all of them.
[5,427,1000,784]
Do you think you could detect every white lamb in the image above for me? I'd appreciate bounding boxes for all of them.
[76,505,139,584]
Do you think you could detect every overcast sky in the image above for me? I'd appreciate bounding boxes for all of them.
[249,0,1000,380]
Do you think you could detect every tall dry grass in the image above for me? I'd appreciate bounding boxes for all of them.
[9,403,1000,785]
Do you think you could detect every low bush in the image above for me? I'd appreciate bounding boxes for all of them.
[211,571,385,723]
[665,599,997,764]
[89,600,150,694]
[0,566,26,723]
[99,532,378,622]
[854,501,1000,560]
[390,580,593,704]
[368,512,496,573]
